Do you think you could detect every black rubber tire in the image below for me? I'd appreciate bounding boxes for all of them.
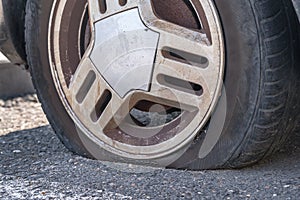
[25,0,300,169]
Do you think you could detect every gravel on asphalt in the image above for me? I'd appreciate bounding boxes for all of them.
[0,95,48,136]
[0,95,299,199]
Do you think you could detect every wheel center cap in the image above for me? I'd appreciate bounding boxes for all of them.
[90,9,159,98]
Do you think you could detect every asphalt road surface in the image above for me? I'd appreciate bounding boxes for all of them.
[0,96,299,199]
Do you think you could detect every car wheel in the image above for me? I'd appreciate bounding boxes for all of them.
[25,0,299,169]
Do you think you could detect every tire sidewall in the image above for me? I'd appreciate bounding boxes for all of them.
[26,0,93,157]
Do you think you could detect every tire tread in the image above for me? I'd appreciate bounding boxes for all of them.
[227,0,299,168]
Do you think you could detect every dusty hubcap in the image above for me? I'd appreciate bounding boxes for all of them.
[90,9,159,97]
[49,0,224,162]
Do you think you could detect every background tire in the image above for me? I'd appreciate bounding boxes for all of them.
[25,0,300,169]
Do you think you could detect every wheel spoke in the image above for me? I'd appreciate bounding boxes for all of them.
[67,57,134,131]
[155,54,220,94]
[68,57,95,97]
[97,94,130,129]
[88,0,139,23]
[139,0,214,58]
[146,84,210,113]
[147,52,221,113]
[136,0,223,113]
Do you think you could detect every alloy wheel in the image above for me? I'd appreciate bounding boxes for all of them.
[48,0,224,164]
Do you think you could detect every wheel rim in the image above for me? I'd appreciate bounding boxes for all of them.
[48,0,224,160]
